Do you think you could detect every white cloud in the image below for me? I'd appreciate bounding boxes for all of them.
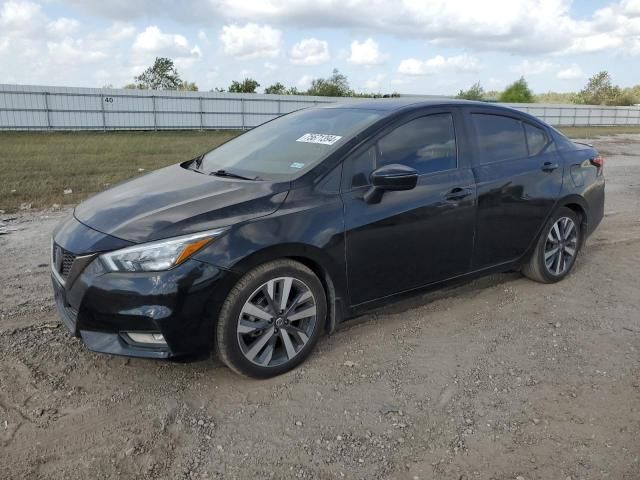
[297,74,313,90]
[133,26,191,56]
[47,37,108,64]
[0,3,137,87]
[107,21,135,40]
[0,0,44,31]
[557,64,585,80]
[130,26,201,72]
[398,54,480,75]
[559,33,624,55]
[510,59,553,76]
[348,38,385,66]
[289,38,330,65]
[364,73,385,91]
[622,0,640,15]
[61,0,640,57]
[263,61,278,72]
[219,23,282,59]
[46,17,80,36]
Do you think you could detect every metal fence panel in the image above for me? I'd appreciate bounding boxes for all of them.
[1,84,639,131]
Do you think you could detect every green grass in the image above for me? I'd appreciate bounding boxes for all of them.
[1,125,639,213]
[557,125,640,138]
[0,131,238,213]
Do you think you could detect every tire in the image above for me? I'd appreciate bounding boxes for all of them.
[522,207,582,284]
[215,259,327,378]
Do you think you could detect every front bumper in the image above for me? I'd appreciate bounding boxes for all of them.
[51,216,238,359]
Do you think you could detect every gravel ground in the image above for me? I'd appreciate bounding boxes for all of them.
[1,135,639,480]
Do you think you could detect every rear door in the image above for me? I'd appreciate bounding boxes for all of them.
[341,108,477,305]
[465,109,563,269]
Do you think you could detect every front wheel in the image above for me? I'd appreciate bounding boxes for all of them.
[215,260,327,378]
[522,207,581,283]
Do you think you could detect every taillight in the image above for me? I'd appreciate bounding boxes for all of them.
[590,155,604,173]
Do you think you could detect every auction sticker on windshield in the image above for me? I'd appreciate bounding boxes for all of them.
[296,133,343,145]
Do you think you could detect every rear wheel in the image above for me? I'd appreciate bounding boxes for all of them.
[215,260,326,378]
[523,207,581,283]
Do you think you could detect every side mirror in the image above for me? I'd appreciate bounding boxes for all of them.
[364,164,418,204]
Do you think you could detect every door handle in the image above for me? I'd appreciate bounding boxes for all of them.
[445,187,473,201]
[542,161,559,172]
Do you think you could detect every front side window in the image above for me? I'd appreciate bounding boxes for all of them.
[348,146,376,188]
[343,113,457,189]
[378,113,457,174]
[195,108,383,181]
[472,113,527,164]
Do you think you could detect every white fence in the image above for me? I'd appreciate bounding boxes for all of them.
[1,84,639,131]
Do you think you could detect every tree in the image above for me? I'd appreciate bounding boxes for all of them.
[534,91,577,104]
[306,69,353,97]
[498,77,534,103]
[134,57,183,90]
[264,82,287,94]
[456,82,485,101]
[622,85,640,105]
[177,81,198,92]
[575,71,634,106]
[228,78,260,93]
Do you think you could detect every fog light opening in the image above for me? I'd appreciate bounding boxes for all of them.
[125,332,167,346]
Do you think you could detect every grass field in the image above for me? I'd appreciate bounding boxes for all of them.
[1,125,639,213]
[0,131,238,212]
[557,125,640,138]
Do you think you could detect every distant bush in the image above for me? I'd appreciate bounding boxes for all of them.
[534,91,577,104]
[574,71,635,106]
[498,77,534,103]
[456,82,485,101]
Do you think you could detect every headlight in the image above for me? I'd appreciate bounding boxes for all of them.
[100,228,227,272]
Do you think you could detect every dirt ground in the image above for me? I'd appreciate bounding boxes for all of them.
[1,135,639,480]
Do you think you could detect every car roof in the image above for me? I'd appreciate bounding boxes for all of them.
[325,98,487,112]
[323,98,544,125]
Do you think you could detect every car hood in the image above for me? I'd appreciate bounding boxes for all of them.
[74,164,290,243]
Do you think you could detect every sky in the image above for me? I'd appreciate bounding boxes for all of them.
[0,0,639,95]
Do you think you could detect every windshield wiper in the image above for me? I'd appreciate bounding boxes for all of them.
[209,169,261,181]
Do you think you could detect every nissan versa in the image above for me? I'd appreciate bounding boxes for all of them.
[51,100,605,378]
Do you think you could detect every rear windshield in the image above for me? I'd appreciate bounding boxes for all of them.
[195,108,384,181]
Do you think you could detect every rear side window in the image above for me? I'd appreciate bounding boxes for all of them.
[524,122,549,156]
[472,114,527,164]
[378,113,457,174]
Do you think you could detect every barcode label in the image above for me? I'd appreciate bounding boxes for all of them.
[296,133,343,145]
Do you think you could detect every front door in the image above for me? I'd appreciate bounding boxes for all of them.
[341,110,477,306]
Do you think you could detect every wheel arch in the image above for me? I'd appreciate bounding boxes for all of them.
[226,243,347,334]
[521,195,589,266]
[556,194,589,239]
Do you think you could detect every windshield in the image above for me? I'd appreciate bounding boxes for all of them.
[194,107,384,181]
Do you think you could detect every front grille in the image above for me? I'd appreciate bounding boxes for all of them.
[61,251,76,277]
[53,243,77,279]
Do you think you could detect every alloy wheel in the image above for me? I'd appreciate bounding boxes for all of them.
[544,216,578,276]
[237,277,317,367]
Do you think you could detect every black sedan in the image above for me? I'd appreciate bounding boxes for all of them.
[51,100,605,378]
